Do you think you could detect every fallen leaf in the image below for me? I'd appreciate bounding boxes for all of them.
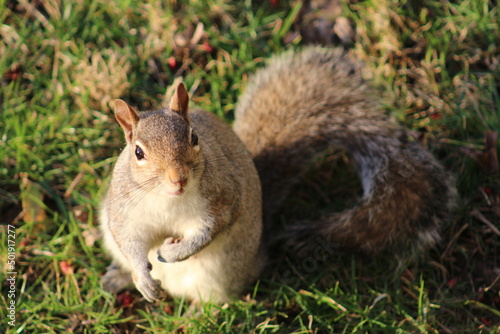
[333,17,355,45]
[201,42,214,53]
[60,261,74,275]
[163,303,174,315]
[82,227,101,247]
[117,292,135,307]
[20,173,48,231]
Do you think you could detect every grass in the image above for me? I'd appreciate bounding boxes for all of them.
[1,0,499,332]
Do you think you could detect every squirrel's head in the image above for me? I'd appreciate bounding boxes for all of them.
[114,83,203,197]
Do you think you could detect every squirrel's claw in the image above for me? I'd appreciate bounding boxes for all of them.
[135,274,162,302]
[157,251,167,263]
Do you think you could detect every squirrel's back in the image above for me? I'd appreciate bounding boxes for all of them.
[233,47,456,254]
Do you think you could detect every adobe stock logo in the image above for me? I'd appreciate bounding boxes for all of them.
[5,224,17,327]
[280,236,336,289]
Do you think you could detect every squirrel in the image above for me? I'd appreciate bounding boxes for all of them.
[100,46,456,304]
[100,84,263,303]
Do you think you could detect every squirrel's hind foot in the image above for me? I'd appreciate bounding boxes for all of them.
[101,264,133,294]
[101,263,165,303]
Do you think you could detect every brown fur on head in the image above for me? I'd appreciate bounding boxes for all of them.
[113,83,203,197]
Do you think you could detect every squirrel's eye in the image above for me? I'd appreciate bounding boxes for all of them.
[135,145,146,160]
[191,131,199,146]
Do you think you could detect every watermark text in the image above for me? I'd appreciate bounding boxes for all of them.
[6,224,17,327]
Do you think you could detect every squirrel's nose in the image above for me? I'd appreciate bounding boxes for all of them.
[167,168,188,188]
[172,177,187,188]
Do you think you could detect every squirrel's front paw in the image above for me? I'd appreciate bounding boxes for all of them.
[157,237,187,263]
[134,272,163,302]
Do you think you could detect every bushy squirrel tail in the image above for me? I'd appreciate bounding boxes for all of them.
[233,47,456,254]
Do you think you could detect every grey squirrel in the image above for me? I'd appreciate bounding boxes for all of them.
[100,46,456,304]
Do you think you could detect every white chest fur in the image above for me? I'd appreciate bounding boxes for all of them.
[128,188,230,302]
[122,186,210,246]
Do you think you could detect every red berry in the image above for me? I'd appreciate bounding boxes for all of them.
[167,57,177,70]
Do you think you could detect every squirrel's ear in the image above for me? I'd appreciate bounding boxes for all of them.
[114,99,139,143]
[169,83,189,122]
